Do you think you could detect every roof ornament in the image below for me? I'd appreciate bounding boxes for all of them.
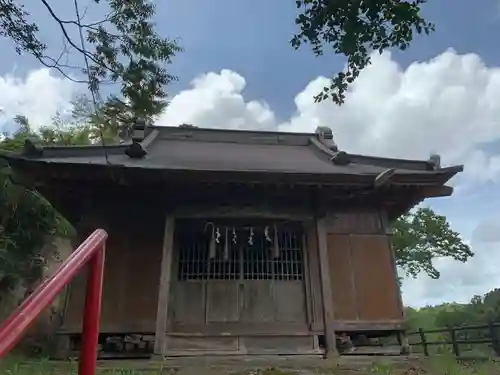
[132,117,147,142]
[312,126,350,165]
[179,123,198,128]
[427,153,441,170]
[125,117,148,159]
[315,126,338,152]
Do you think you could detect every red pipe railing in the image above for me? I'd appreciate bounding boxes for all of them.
[0,229,107,375]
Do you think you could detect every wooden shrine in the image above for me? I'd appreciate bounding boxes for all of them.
[0,123,462,358]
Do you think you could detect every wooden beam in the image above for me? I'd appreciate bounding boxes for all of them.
[315,216,338,357]
[333,319,405,332]
[302,234,314,329]
[174,205,313,220]
[423,185,454,197]
[374,168,396,188]
[154,215,176,356]
[380,211,404,314]
[380,210,410,353]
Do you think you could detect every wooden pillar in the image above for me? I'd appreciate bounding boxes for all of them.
[380,210,410,354]
[315,216,338,357]
[153,215,176,356]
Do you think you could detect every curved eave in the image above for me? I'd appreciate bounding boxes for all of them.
[2,153,461,193]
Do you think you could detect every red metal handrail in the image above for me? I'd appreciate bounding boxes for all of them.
[0,229,107,375]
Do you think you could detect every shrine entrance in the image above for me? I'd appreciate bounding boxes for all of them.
[166,218,313,355]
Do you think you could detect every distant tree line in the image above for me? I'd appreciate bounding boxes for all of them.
[405,288,500,356]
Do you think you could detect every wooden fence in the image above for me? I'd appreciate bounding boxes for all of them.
[407,322,500,359]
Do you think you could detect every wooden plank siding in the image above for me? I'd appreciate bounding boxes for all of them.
[59,201,403,359]
[325,211,404,326]
[350,234,402,320]
[327,234,357,320]
[61,203,165,334]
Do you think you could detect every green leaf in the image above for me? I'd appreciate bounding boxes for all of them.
[392,207,473,279]
[292,0,434,104]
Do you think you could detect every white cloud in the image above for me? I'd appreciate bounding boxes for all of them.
[160,69,276,131]
[403,217,500,308]
[0,68,77,133]
[160,48,500,187]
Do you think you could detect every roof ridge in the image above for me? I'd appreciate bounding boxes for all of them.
[151,124,316,137]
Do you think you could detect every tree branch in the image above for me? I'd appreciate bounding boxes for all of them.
[38,0,119,76]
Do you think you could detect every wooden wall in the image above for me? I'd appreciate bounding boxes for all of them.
[60,200,165,334]
[324,211,403,326]
[57,193,403,337]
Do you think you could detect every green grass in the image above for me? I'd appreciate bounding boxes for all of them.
[367,355,500,375]
[0,355,162,375]
[2,355,500,375]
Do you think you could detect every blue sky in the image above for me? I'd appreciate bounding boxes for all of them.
[4,0,500,118]
[155,0,500,116]
[2,0,500,307]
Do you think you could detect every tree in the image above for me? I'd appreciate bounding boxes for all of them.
[0,0,182,302]
[392,207,473,279]
[291,0,434,104]
[0,0,181,136]
[403,289,500,357]
[4,1,431,107]
[51,94,122,144]
[0,1,182,320]
[482,289,500,322]
[0,115,82,297]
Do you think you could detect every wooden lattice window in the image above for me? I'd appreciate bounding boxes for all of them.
[176,232,240,280]
[176,219,304,281]
[242,228,303,281]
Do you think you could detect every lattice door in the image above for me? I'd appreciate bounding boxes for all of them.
[172,219,307,328]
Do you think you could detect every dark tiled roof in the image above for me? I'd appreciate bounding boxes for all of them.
[0,125,463,184]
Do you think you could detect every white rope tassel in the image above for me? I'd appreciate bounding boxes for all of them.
[205,222,217,259]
